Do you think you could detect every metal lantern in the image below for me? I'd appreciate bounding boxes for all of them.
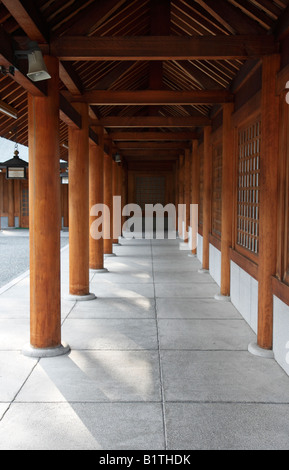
[3,144,28,180]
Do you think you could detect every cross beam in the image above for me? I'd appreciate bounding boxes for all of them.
[51,35,277,61]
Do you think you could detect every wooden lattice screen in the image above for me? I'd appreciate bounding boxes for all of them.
[135,176,166,211]
[236,118,261,255]
[211,143,222,238]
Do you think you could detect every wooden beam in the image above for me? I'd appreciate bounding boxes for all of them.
[51,35,277,61]
[1,0,49,43]
[0,99,18,119]
[97,116,211,128]
[59,62,83,95]
[120,149,183,158]
[117,141,191,150]
[64,89,234,105]
[110,131,199,141]
[59,94,82,129]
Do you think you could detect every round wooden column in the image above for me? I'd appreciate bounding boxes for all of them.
[190,139,199,256]
[200,126,212,272]
[103,150,114,255]
[112,160,119,244]
[184,149,191,242]
[215,103,234,300]
[178,154,184,237]
[68,102,95,299]
[23,56,69,357]
[89,126,107,272]
[249,55,280,356]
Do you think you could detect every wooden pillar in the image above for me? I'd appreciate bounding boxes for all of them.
[8,179,14,227]
[191,139,199,255]
[103,141,114,255]
[69,102,95,299]
[62,184,69,228]
[217,103,235,298]
[89,126,106,271]
[175,160,179,233]
[201,126,212,271]
[112,159,119,244]
[254,54,280,353]
[121,164,128,236]
[184,149,191,242]
[24,56,69,356]
[178,154,184,237]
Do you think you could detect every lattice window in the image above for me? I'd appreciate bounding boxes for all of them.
[21,188,29,218]
[236,119,261,255]
[135,176,166,211]
[211,143,222,238]
[199,147,204,226]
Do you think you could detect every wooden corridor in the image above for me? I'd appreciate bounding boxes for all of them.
[1,1,289,449]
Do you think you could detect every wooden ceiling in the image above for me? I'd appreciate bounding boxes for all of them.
[0,0,288,163]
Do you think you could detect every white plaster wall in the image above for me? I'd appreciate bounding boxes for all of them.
[273,296,289,376]
[197,233,203,263]
[209,244,221,287]
[230,261,258,334]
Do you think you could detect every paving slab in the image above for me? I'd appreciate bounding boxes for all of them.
[62,318,158,350]
[69,297,156,319]
[155,282,218,298]
[16,350,161,403]
[0,402,165,450]
[156,298,241,319]
[158,318,256,350]
[165,403,289,450]
[161,350,289,403]
[0,352,37,401]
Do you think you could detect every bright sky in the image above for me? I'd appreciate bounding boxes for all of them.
[0,137,29,163]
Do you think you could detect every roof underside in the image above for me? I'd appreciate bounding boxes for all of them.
[0,0,288,162]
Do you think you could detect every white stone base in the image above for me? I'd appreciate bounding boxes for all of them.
[214,293,231,302]
[90,268,108,273]
[104,253,116,258]
[198,268,209,274]
[22,342,70,358]
[64,293,96,301]
[248,342,274,359]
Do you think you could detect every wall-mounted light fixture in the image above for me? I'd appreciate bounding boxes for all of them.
[15,41,51,82]
[114,153,122,163]
[60,171,69,184]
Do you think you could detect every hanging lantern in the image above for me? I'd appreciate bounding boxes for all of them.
[3,144,28,180]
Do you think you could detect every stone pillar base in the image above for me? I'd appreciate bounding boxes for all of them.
[214,293,231,302]
[248,342,274,359]
[22,342,70,358]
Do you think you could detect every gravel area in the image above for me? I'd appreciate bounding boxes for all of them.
[0,229,69,288]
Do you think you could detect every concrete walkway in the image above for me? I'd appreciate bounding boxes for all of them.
[1,237,289,450]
